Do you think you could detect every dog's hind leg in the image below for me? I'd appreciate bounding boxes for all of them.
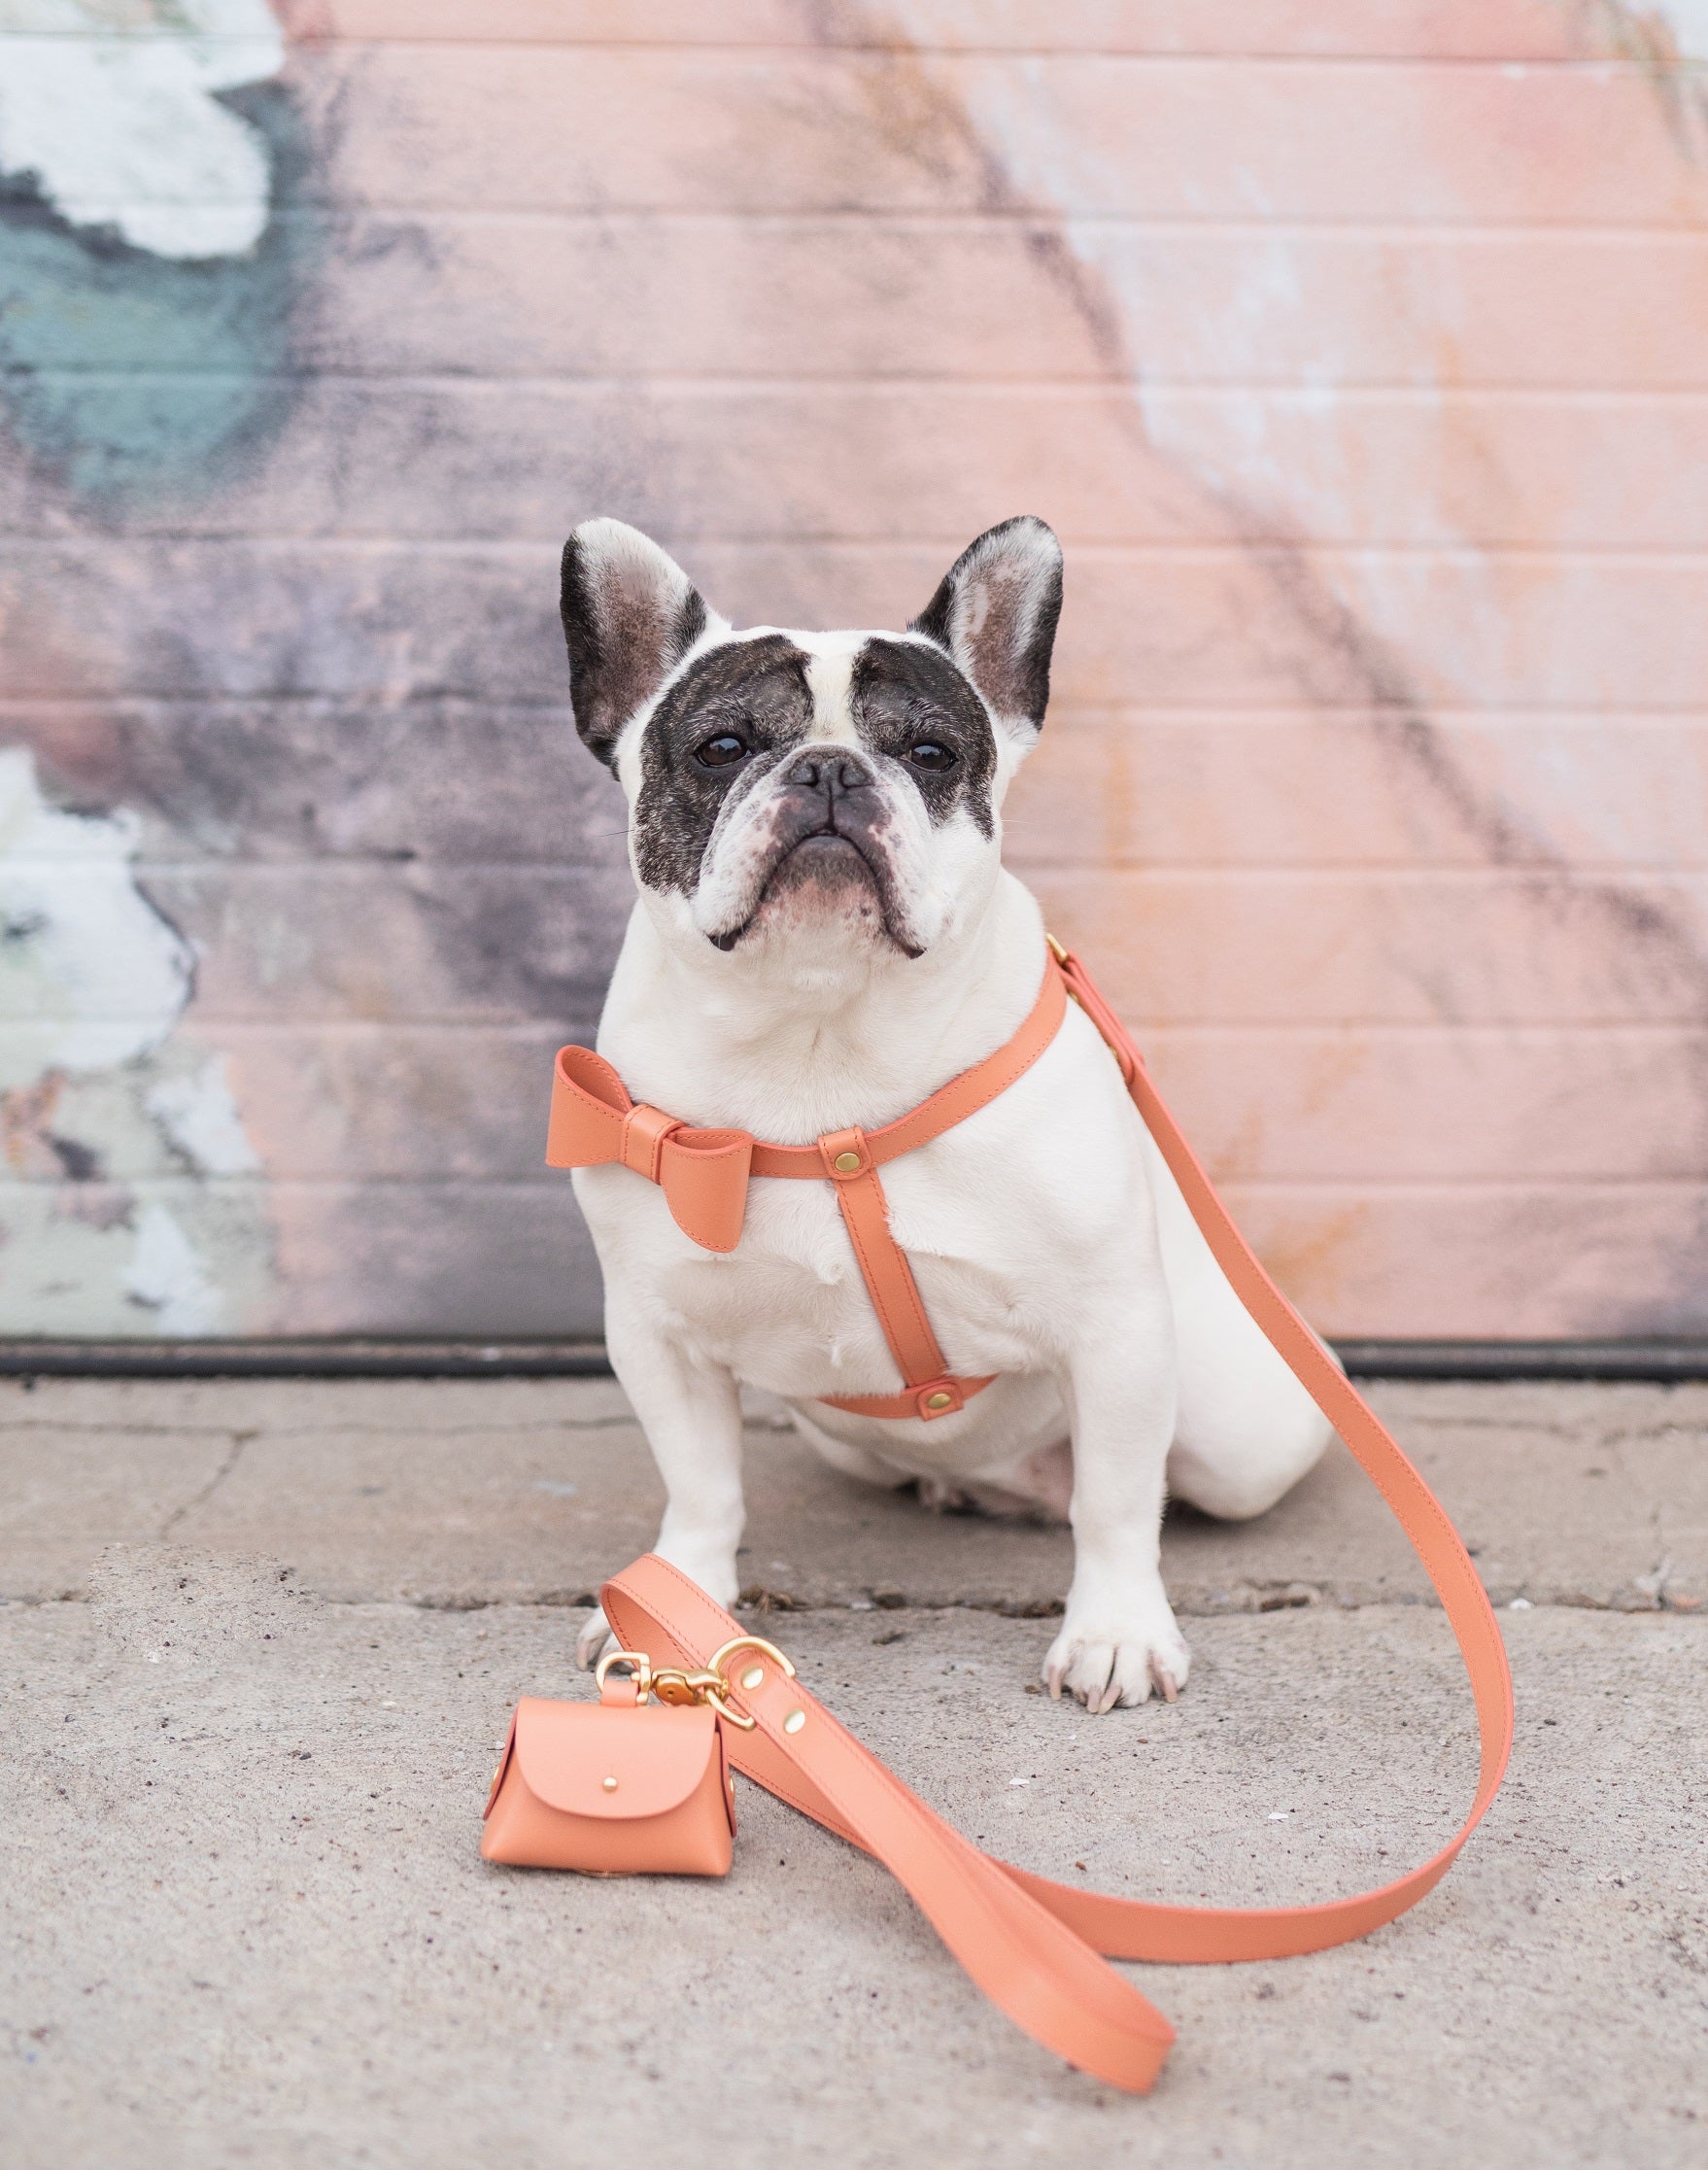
[1140,1129,1336,1521]
[574,1292,747,1669]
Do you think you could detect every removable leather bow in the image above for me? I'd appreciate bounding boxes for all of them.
[547,1046,757,1252]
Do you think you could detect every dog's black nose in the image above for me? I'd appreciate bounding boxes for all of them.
[785,749,873,795]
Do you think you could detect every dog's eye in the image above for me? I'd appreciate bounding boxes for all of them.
[907,741,956,773]
[695,734,749,769]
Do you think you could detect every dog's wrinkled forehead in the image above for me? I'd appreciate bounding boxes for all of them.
[627,628,998,896]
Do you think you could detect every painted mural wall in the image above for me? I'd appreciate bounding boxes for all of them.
[1,0,1705,1341]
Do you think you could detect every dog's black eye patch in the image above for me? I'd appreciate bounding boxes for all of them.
[852,638,996,835]
[632,633,812,893]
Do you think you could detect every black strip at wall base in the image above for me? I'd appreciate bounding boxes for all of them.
[1,1337,1707,1382]
[1333,1340,1708,1382]
[0,1340,612,1380]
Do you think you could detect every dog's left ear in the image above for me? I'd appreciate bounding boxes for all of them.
[560,519,730,768]
[909,515,1064,735]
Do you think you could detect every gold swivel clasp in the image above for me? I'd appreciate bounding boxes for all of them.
[594,1633,797,1731]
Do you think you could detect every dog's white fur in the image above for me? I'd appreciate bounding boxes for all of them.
[565,521,1332,1710]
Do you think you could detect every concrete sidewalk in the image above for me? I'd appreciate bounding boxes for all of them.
[1,1376,1704,2168]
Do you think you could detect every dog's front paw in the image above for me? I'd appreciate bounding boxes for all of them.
[1042,1594,1190,1713]
[575,1605,616,1671]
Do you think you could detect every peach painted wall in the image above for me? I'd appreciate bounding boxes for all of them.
[2,1,1705,1338]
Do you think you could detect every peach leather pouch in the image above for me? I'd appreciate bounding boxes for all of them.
[481,1660,736,1877]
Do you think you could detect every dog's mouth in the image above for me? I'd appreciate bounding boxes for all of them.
[706,824,921,957]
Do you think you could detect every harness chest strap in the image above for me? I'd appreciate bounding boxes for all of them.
[552,946,1515,2094]
[546,960,1071,1421]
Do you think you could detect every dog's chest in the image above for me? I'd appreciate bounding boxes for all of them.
[654,1159,1035,1395]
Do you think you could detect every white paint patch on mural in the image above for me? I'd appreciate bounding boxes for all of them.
[0,745,273,1334]
[122,1196,222,1333]
[1643,2,1708,62]
[0,0,285,259]
[0,742,191,1085]
[146,1057,262,1177]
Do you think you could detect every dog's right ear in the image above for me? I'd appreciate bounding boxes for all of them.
[560,520,728,768]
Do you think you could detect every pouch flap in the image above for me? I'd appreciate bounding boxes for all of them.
[512,1697,718,1819]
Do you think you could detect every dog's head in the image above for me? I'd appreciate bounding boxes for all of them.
[560,517,1063,966]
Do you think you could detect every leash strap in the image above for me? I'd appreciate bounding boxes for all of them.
[598,943,1513,2093]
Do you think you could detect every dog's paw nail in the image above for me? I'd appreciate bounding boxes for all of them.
[1154,1663,1179,1704]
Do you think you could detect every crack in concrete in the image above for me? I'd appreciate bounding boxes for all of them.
[156,1429,255,1538]
[8,1586,1704,1624]
[0,1422,258,1440]
[321,1587,1708,1621]
[0,1415,639,1441]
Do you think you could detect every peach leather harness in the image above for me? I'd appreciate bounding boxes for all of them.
[541,941,1515,2093]
[547,939,1084,1420]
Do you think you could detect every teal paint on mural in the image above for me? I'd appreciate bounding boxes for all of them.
[0,88,311,505]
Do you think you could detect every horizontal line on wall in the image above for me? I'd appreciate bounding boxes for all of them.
[17,32,1701,65]
[1035,705,1708,724]
[7,696,1706,724]
[84,858,1708,879]
[15,1016,1706,1042]
[1,1336,1704,1382]
[25,31,1702,63]
[276,44,1708,68]
[0,693,584,711]
[15,371,1708,405]
[8,536,1708,566]
[4,1175,1705,1195]
[43,204,1707,238]
[35,1016,1706,1043]
[26,854,1693,878]
[10,532,1708,560]
[1005,856,1708,877]
[31,1018,1701,1036]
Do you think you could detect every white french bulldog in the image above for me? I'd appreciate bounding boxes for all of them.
[561,514,1332,1710]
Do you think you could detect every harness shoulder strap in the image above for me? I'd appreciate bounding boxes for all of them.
[598,945,1514,2094]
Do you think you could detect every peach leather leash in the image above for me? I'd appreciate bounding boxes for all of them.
[544,941,1515,2093]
